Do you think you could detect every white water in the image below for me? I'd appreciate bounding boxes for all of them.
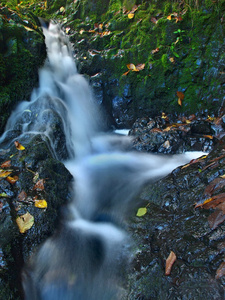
[1,22,207,299]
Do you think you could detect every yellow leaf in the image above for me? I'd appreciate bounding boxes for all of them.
[169,57,175,63]
[14,141,25,150]
[0,169,12,178]
[167,15,172,20]
[23,26,35,32]
[220,174,225,179]
[59,6,65,12]
[178,98,182,106]
[127,63,138,71]
[123,70,130,76]
[16,212,34,233]
[136,207,147,217]
[35,200,47,209]
[128,13,134,19]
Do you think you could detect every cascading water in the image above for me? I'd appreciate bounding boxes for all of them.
[0,22,203,299]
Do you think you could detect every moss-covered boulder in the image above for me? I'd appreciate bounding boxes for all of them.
[56,0,225,127]
[0,6,46,134]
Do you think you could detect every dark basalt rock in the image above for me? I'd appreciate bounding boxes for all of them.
[126,137,225,299]
[0,135,72,300]
[129,115,218,154]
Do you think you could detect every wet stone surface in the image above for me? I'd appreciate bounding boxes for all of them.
[129,115,220,154]
[0,135,72,299]
[126,136,225,299]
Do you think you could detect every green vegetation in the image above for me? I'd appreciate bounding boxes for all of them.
[1,0,225,129]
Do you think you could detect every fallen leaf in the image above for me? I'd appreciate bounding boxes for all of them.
[136,207,147,217]
[151,17,158,24]
[1,160,11,168]
[163,140,170,149]
[127,63,138,71]
[6,175,19,184]
[167,15,172,20]
[122,70,130,76]
[33,172,39,183]
[0,192,9,197]
[0,169,12,178]
[215,261,225,279]
[14,141,25,150]
[175,16,183,23]
[128,13,134,19]
[151,47,159,54]
[18,190,27,202]
[203,135,213,139]
[34,199,48,209]
[136,63,145,71]
[195,193,225,209]
[217,202,225,214]
[177,91,185,100]
[59,6,65,12]
[33,179,45,191]
[16,212,34,233]
[208,209,225,229]
[178,98,182,106]
[169,57,175,63]
[165,251,177,275]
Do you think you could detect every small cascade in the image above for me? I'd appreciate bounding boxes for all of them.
[0,22,199,299]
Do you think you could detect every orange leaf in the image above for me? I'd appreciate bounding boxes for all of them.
[175,16,183,23]
[167,15,172,20]
[33,179,45,191]
[165,251,177,275]
[6,175,19,184]
[177,91,185,100]
[215,261,225,279]
[123,70,130,76]
[14,141,25,150]
[1,160,11,168]
[203,135,213,139]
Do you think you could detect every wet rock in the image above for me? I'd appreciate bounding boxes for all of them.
[129,115,218,154]
[0,135,72,300]
[126,137,225,299]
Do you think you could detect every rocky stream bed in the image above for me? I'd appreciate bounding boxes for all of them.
[0,115,225,299]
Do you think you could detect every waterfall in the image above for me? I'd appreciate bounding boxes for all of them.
[1,22,200,299]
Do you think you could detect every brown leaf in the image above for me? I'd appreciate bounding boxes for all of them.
[165,251,177,275]
[6,175,19,184]
[175,16,183,23]
[204,178,225,197]
[1,160,11,168]
[177,91,185,100]
[16,212,34,233]
[208,209,225,229]
[136,63,145,71]
[195,193,225,209]
[33,179,45,191]
[216,202,225,214]
[151,47,159,54]
[18,190,27,202]
[215,261,225,279]
[151,17,158,24]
